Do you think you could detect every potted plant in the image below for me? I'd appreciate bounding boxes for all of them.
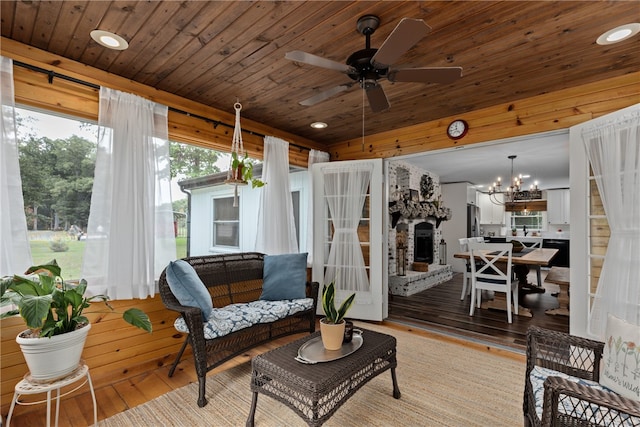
[320,281,355,350]
[1,260,152,381]
[229,151,265,189]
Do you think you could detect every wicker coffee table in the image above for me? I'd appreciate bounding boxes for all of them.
[246,328,400,426]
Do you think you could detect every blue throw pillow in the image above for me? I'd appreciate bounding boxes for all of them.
[260,253,308,301]
[165,260,213,321]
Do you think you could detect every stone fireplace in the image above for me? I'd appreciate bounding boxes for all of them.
[387,161,453,296]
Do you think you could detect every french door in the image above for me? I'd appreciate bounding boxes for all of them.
[311,159,386,321]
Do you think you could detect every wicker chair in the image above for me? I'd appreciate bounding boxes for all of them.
[159,253,319,407]
[524,326,640,426]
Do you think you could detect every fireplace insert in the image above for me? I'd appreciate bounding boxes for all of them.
[414,222,434,264]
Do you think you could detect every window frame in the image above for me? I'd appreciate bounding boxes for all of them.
[211,194,240,250]
[509,210,544,230]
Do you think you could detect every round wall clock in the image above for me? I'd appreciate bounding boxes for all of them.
[447,119,469,140]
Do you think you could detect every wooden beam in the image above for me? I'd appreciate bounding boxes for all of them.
[505,200,547,212]
[1,37,325,168]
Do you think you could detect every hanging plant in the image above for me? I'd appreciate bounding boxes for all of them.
[230,151,265,188]
[420,174,435,201]
[224,102,265,206]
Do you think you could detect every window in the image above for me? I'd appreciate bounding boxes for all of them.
[212,196,239,248]
[14,107,229,274]
[510,211,543,230]
[15,107,99,279]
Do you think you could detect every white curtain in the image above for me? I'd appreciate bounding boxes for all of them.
[323,165,372,293]
[0,56,32,276]
[582,105,640,338]
[255,136,298,254]
[82,87,175,299]
[306,149,330,265]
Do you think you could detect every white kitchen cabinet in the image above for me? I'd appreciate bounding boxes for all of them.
[478,192,505,224]
[547,189,570,224]
[467,186,478,205]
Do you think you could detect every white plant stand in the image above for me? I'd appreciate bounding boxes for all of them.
[6,362,97,427]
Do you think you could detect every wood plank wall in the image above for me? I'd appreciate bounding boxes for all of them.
[327,72,640,161]
[589,178,609,298]
[1,297,180,415]
[1,38,638,415]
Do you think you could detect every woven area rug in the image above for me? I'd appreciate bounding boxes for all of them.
[101,322,525,426]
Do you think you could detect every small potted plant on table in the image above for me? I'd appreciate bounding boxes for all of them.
[1,260,152,381]
[320,281,355,350]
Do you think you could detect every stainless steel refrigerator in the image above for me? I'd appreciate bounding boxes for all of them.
[467,204,481,238]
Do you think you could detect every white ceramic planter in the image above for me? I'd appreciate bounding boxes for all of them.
[16,323,91,381]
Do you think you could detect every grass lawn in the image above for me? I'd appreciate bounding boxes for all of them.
[29,233,187,280]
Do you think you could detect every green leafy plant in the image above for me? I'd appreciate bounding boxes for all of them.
[321,281,355,324]
[230,151,265,189]
[1,260,152,338]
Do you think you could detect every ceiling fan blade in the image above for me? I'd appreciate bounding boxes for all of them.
[366,84,390,112]
[388,67,463,84]
[299,83,354,106]
[371,18,431,69]
[285,50,355,73]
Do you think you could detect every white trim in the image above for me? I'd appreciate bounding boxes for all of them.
[569,120,590,338]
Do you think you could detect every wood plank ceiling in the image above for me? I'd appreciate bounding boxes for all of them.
[1,1,639,148]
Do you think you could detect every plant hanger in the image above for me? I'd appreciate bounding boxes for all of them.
[225,102,247,206]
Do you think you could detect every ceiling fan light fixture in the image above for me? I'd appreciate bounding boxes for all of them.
[90,30,129,50]
[596,23,640,45]
[310,121,328,129]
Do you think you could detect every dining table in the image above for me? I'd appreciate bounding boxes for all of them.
[454,247,559,317]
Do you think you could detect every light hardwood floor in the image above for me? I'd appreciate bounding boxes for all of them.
[3,333,308,427]
[5,270,562,426]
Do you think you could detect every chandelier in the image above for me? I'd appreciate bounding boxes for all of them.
[488,155,541,205]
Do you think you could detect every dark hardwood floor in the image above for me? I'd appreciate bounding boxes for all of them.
[387,269,569,351]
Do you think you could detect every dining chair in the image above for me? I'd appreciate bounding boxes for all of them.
[458,238,471,300]
[468,241,519,323]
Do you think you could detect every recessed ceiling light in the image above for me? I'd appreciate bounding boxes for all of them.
[90,30,129,50]
[310,122,328,129]
[596,23,640,45]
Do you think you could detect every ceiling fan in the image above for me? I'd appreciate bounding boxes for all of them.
[285,15,463,113]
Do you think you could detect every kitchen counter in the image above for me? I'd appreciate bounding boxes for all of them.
[541,232,570,240]
[505,236,544,244]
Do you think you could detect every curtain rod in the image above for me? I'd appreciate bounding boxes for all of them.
[13,60,311,152]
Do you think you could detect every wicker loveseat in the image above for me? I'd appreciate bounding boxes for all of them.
[524,326,640,426]
[159,252,319,407]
